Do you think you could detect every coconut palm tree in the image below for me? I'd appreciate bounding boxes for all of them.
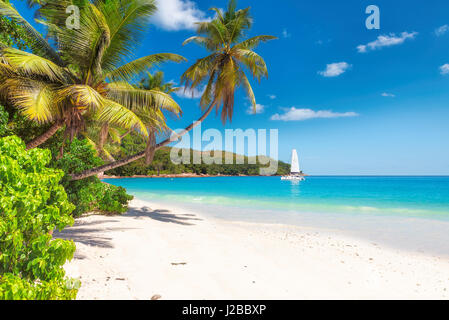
[139,71,178,94]
[180,0,276,122]
[0,0,184,150]
[70,0,275,180]
[136,71,181,164]
[87,76,182,163]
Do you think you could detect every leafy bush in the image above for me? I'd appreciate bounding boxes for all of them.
[0,105,9,137]
[75,182,133,215]
[54,138,133,217]
[0,136,79,300]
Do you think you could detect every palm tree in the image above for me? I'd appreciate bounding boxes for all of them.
[0,0,184,150]
[181,0,276,122]
[139,71,178,94]
[70,0,275,180]
[87,74,182,163]
[136,71,181,164]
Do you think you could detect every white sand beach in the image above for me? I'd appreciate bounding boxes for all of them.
[59,199,449,300]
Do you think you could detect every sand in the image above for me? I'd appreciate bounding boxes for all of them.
[58,199,449,300]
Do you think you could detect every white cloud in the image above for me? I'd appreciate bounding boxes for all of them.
[315,39,331,45]
[282,29,291,38]
[357,32,417,53]
[381,92,396,97]
[270,107,359,121]
[268,94,276,100]
[440,64,449,75]
[435,25,449,37]
[175,85,205,99]
[152,0,209,31]
[318,62,351,77]
[246,104,266,115]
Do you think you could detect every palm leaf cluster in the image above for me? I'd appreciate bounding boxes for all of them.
[181,0,276,123]
[0,0,184,150]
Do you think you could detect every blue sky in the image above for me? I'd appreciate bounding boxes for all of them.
[12,0,449,175]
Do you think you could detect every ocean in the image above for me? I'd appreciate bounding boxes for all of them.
[103,176,449,255]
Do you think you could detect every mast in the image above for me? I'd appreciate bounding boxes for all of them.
[290,149,300,174]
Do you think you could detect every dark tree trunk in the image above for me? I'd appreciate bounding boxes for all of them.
[26,120,63,150]
[69,103,215,180]
[145,130,156,165]
[98,123,109,150]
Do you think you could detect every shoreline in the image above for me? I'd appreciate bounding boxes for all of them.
[102,173,242,179]
[101,174,288,179]
[59,198,449,300]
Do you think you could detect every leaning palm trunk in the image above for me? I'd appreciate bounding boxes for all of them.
[0,0,185,157]
[145,130,156,165]
[26,120,63,150]
[98,123,109,150]
[69,103,215,180]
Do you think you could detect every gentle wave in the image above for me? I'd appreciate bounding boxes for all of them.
[129,190,449,221]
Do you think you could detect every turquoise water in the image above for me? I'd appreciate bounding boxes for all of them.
[104,176,449,220]
[104,176,449,254]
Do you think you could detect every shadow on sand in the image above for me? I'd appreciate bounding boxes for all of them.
[54,207,202,254]
[54,219,134,250]
[126,206,202,226]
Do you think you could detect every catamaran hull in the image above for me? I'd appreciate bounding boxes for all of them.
[281,176,305,181]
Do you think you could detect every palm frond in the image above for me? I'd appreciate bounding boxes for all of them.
[238,70,256,112]
[107,82,182,116]
[180,53,218,89]
[234,35,277,50]
[85,3,111,76]
[233,48,268,81]
[95,98,148,137]
[1,47,67,82]
[106,53,186,82]
[40,1,110,77]
[0,0,64,65]
[182,36,219,51]
[56,85,104,112]
[99,0,158,71]
[107,127,122,144]
[3,78,58,123]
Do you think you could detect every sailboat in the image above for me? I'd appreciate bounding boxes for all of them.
[281,149,305,181]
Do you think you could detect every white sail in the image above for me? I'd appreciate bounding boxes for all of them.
[290,149,300,174]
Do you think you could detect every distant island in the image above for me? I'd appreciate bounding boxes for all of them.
[104,136,290,177]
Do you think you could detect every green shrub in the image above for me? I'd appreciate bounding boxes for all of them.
[0,104,14,138]
[1,107,134,217]
[0,136,79,300]
[54,138,133,217]
[76,183,133,215]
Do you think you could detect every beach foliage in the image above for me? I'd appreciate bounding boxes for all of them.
[0,0,184,151]
[0,105,133,216]
[70,0,276,180]
[0,104,9,136]
[53,137,133,216]
[0,135,78,300]
[0,0,34,50]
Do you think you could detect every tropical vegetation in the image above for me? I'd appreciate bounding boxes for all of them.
[0,0,275,299]
[107,136,290,177]
[0,135,79,299]
[67,0,276,180]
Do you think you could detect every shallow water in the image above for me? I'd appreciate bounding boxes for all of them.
[104,176,449,255]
